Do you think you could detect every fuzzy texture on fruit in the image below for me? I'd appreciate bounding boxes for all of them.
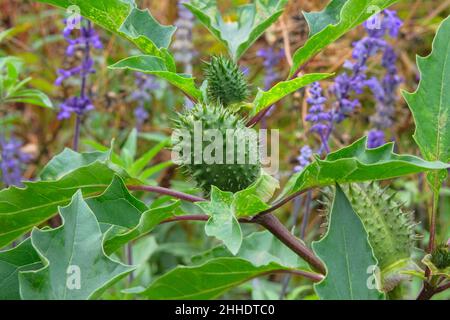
[345,183,416,270]
[174,103,260,194]
[322,183,419,291]
[204,56,249,107]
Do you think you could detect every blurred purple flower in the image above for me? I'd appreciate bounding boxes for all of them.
[56,18,102,120]
[294,145,313,173]
[367,130,385,149]
[173,0,195,74]
[306,82,333,154]
[330,10,402,149]
[257,48,284,118]
[257,48,285,89]
[173,0,196,108]
[57,96,94,120]
[131,73,160,129]
[366,12,403,148]
[0,135,30,187]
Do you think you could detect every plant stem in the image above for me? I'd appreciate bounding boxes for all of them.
[129,184,325,275]
[256,189,308,217]
[252,213,326,275]
[272,269,324,283]
[428,188,439,254]
[72,21,91,151]
[127,185,205,203]
[126,243,134,284]
[72,115,81,151]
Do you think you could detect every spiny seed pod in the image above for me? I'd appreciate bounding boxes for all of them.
[323,183,419,291]
[173,103,260,194]
[431,244,450,269]
[204,56,249,107]
[344,183,417,270]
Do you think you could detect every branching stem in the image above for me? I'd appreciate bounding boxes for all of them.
[128,184,325,275]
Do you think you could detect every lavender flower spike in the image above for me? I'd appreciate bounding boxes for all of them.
[130,73,160,130]
[294,145,313,173]
[0,135,30,187]
[56,18,102,121]
[305,82,332,154]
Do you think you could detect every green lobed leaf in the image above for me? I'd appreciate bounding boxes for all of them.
[19,191,134,299]
[196,173,279,254]
[403,16,450,191]
[279,136,450,199]
[40,148,110,180]
[288,0,398,78]
[109,55,202,101]
[102,201,179,255]
[232,170,279,217]
[140,231,312,299]
[85,175,146,232]
[312,185,384,300]
[35,0,176,59]
[251,73,332,115]
[83,175,178,255]
[0,159,117,248]
[0,239,43,300]
[185,0,288,60]
[198,187,242,255]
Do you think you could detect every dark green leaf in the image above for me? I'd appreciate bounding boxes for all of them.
[280,137,450,198]
[251,73,332,115]
[0,161,116,248]
[141,231,312,299]
[109,55,201,101]
[35,0,176,58]
[312,185,384,300]
[403,17,450,191]
[289,0,398,77]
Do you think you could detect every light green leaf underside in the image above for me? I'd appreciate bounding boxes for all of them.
[140,231,312,300]
[303,0,347,36]
[198,187,242,255]
[312,185,384,300]
[109,55,202,101]
[39,148,110,180]
[185,0,288,60]
[35,0,175,58]
[103,201,179,255]
[233,170,279,216]
[279,136,450,199]
[252,73,332,115]
[197,174,279,254]
[0,238,43,300]
[19,191,133,300]
[289,0,398,77]
[403,16,450,189]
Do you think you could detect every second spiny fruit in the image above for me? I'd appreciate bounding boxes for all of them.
[204,56,249,107]
[174,103,260,194]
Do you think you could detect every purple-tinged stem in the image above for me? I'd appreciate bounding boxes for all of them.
[127,184,205,203]
[72,21,92,151]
